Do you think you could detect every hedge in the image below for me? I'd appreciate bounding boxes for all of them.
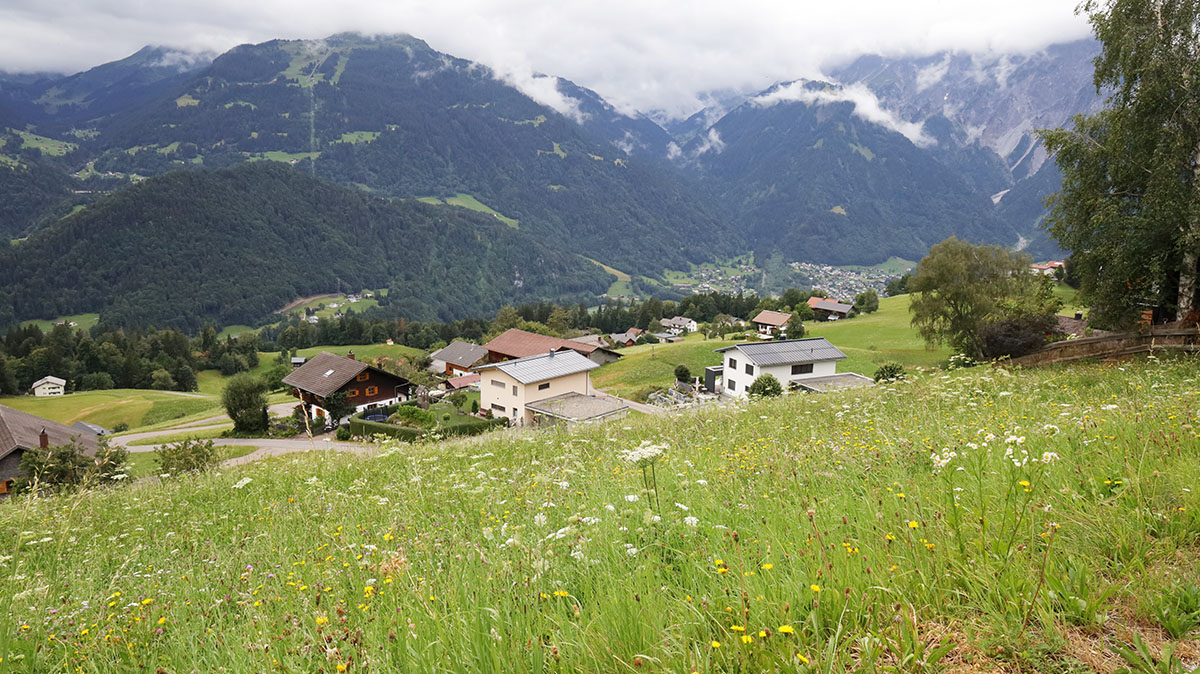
[348,409,506,442]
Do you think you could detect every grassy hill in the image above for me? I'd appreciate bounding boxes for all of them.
[0,389,219,430]
[592,294,949,399]
[2,356,1197,672]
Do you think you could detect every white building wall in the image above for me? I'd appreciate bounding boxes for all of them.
[721,353,838,399]
[479,370,591,425]
[33,382,64,397]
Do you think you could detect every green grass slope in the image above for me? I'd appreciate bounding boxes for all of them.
[2,357,1198,672]
[0,389,219,431]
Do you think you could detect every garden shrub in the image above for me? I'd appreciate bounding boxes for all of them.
[873,362,905,382]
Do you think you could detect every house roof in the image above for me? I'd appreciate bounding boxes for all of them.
[792,373,874,393]
[484,328,620,360]
[608,333,635,344]
[473,349,598,385]
[282,351,370,398]
[71,421,108,435]
[661,316,694,328]
[810,298,853,314]
[429,340,488,369]
[445,373,481,390]
[31,376,66,388]
[751,310,792,327]
[569,335,610,348]
[714,337,847,366]
[526,392,628,422]
[0,404,101,463]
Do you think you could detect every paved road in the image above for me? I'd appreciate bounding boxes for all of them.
[112,402,298,447]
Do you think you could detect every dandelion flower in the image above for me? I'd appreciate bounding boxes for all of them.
[778,625,794,634]
[711,641,721,648]
[761,563,773,570]
[810,584,821,593]
[908,521,919,529]
[741,635,754,644]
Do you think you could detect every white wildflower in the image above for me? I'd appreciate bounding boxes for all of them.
[232,477,253,489]
[675,503,689,511]
[621,441,666,465]
[534,513,547,527]
[684,516,699,527]
[625,494,639,502]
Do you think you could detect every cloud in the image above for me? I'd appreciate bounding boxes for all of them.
[0,0,1092,118]
[915,54,951,92]
[497,72,587,123]
[752,81,934,147]
[691,129,725,157]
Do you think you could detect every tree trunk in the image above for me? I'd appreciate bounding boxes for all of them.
[1179,139,1200,321]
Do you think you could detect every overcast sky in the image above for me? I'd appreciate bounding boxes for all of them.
[0,1,1092,118]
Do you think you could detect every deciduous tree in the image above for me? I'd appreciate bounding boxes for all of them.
[1039,0,1200,327]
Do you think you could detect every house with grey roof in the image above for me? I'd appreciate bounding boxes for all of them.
[31,376,66,397]
[473,350,624,426]
[1,405,101,496]
[428,340,489,376]
[806,297,853,320]
[660,316,698,335]
[713,338,872,398]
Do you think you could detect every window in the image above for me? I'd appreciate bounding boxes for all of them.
[356,372,369,382]
[745,363,754,375]
[491,404,506,414]
[365,386,378,396]
[729,358,738,370]
[491,379,506,388]
[513,385,518,396]
[791,363,814,375]
[346,389,360,398]
[538,382,550,391]
[727,380,736,391]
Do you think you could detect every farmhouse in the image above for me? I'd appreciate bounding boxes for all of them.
[483,328,622,365]
[282,351,413,427]
[428,340,488,376]
[607,328,644,347]
[751,310,792,338]
[713,338,872,399]
[30,376,66,397]
[807,297,853,320]
[1031,261,1065,276]
[660,316,698,335]
[473,350,624,426]
[0,404,101,495]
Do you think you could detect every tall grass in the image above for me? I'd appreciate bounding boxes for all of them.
[1,356,1197,672]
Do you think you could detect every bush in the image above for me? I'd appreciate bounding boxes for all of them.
[14,438,128,493]
[978,313,1062,360]
[222,372,269,434]
[335,426,352,441]
[873,362,906,382]
[156,439,219,475]
[674,364,691,382]
[111,422,130,433]
[79,372,115,391]
[747,373,783,398]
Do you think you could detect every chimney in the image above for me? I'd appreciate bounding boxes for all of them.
[346,350,355,361]
[39,428,48,449]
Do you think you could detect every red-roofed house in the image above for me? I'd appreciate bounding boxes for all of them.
[483,329,622,365]
[751,310,792,338]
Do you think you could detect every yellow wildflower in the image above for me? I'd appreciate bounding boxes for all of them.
[778,624,794,634]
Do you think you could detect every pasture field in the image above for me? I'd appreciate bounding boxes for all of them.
[420,193,519,228]
[1,356,1197,672]
[592,295,950,399]
[0,390,218,431]
[21,313,101,333]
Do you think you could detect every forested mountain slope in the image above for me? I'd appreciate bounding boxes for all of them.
[0,162,610,330]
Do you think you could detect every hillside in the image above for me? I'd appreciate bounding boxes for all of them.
[685,81,1022,264]
[0,162,611,329]
[8,33,731,278]
[2,357,1197,671]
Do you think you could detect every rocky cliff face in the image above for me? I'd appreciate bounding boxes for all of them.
[831,40,1102,181]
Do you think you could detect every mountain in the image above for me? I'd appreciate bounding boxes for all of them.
[27,33,731,278]
[0,162,611,330]
[0,46,214,132]
[831,40,1103,181]
[682,80,1023,265]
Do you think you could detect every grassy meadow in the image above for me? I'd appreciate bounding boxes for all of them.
[592,295,951,400]
[1,356,1197,672]
[0,390,219,431]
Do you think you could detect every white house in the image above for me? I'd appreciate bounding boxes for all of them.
[473,350,624,426]
[660,316,698,335]
[30,376,66,397]
[750,310,792,338]
[714,338,872,398]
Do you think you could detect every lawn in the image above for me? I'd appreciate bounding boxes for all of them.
[591,334,742,400]
[0,390,220,431]
[2,357,1197,672]
[123,445,256,478]
[12,129,77,156]
[125,425,234,447]
[421,193,519,229]
[21,313,100,333]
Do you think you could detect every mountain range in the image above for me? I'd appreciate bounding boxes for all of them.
[0,33,1102,328]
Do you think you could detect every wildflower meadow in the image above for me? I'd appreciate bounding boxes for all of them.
[2,356,1198,672]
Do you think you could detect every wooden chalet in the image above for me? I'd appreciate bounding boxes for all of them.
[483,328,622,365]
[282,351,413,427]
[1,404,101,496]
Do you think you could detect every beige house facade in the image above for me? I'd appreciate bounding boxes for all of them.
[475,350,598,426]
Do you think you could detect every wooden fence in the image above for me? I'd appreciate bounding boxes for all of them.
[1007,326,1200,367]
